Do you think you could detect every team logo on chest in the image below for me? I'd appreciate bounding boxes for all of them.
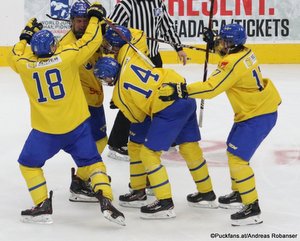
[219,61,229,69]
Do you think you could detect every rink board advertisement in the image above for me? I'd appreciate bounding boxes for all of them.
[0,0,299,66]
[23,0,300,43]
[164,0,300,44]
[24,0,116,39]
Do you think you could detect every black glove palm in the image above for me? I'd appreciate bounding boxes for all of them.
[202,27,217,51]
[19,18,43,44]
[87,3,106,20]
[159,83,188,102]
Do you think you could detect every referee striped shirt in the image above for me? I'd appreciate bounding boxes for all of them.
[108,0,183,58]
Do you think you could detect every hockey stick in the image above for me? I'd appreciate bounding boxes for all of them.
[82,0,155,67]
[146,37,210,53]
[198,0,215,127]
[46,14,69,22]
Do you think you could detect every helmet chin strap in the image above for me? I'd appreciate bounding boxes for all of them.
[215,40,244,56]
[227,45,244,54]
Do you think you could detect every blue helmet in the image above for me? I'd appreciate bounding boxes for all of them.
[70,1,89,18]
[31,30,56,57]
[219,24,247,46]
[94,57,120,85]
[104,25,131,48]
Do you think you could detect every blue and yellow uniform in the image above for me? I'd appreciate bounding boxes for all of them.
[186,47,281,205]
[8,17,112,205]
[113,29,214,201]
[113,29,179,123]
[59,25,107,154]
[188,48,280,122]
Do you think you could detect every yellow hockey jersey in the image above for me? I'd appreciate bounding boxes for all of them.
[59,28,104,107]
[8,17,103,134]
[112,29,185,123]
[187,48,281,122]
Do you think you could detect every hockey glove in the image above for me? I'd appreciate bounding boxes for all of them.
[87,2,107,21]
[202,27,217,51]
[159,83,188,102]
[19,18,43,44]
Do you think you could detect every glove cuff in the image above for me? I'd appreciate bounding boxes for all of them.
[19,33,32,44]
[178,83,188,98]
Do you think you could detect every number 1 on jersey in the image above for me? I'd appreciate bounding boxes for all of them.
[252,68,263,91]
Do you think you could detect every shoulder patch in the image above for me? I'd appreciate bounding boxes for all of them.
[153,7,163,17]
[244,53,257,68]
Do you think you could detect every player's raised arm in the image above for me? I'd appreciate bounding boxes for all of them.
[69,2,106,66]
[8,18,43,72]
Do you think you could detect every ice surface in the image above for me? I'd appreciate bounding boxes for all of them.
[0,64,299,241]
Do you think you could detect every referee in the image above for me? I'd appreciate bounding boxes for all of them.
[107,0,187,160]
[109,0,187,67]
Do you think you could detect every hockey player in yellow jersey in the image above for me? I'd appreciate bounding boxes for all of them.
[7,3,125,226]
[94,25,217,219]
[58,1,108,203]
[159,24,281,226]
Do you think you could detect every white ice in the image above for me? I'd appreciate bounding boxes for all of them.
[0,64,300,241]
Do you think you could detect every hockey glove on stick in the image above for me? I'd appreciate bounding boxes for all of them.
[87,2,107,21]
[159,83,188,102]
[202,27,217,51]
[19,18,43,44]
